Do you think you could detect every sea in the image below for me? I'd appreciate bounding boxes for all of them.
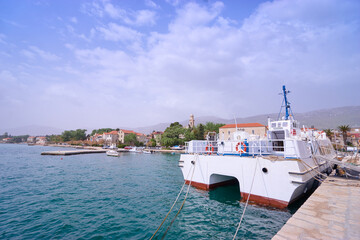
[0,144,300,239]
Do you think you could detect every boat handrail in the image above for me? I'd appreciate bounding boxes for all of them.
[185,139,303,158]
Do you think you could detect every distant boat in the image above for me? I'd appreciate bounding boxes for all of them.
[143,150,152,154]
[129,147,137,152]
[27,143,35,146]
[106,150,120,157]
[171,145,184,150]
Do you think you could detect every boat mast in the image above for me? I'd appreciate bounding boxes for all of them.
[282,85,290,120]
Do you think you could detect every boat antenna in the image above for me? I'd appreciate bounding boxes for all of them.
[277,85,294,120]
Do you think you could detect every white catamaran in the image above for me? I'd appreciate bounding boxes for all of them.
[179,86,335,208]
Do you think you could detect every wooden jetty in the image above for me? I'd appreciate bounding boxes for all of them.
[272,175,360,240]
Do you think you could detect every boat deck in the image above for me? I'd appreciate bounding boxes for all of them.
[272,174,360,240]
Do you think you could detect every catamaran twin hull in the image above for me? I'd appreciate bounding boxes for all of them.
[179,154,331,209]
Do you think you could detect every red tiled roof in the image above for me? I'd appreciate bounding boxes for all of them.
[220,123,265,129]
[104,131,118,135]
[152,131,163,135]
[121,129,135,134]
[136,133,145,136]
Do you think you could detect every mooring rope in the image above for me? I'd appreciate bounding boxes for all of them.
[150,154,197,240]
[161,154,198,240]
[232,158,258,240]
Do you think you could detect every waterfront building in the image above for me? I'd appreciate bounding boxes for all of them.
[219,123,267,141]
[118,129,136,144]
[2,138,12,143]
[27,136,36,143]
[89,133,103,143]
[103,131,119,145]
[151,131,163,146]
[36,136,47,145]
[136,132,147,144]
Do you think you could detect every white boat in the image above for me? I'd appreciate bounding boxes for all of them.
[106,149,120,157]
[129,147,137,152]
[179,86,335,209]
[143,150,152,154]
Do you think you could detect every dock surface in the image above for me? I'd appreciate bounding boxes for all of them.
[273,175,360,240]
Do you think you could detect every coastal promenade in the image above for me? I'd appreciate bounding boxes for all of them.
[272,175,360,240]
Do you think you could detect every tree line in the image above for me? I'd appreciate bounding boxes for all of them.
[160,122,225,147]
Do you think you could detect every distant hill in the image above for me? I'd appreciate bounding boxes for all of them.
[134,106,360,133]
[0,125,64,136]
[2,106,359,136]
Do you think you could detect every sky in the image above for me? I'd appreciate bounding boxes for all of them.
[0,0,359,130]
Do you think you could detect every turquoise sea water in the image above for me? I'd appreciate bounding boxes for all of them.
[0,144,296,239]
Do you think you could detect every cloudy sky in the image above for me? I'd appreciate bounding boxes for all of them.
[0,0,359,130]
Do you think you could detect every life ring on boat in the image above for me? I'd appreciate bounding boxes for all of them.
[235,142,247,153]
[205,144,214,155]
[291,129,297,136]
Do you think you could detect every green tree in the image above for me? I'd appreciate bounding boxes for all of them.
[324,129,333,141]
[338,125,350,147]
[61,129,87,141]
[196,124,205,140]
[161,122,185,147]
[150,138,156,147]
[124,133,139,146]
[91,128,114,135]
[204,122,225,134]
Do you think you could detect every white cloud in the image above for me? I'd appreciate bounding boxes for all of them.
[97,23,143,43]
[28,46,61,61]
[83,0,157,26]
[0,34,6,44]
[72,0,360,122]
[21,46,60,61]
[3,0,359,129]
[70,17,78,23]
[134,10,156,26]
[145,0,159,9]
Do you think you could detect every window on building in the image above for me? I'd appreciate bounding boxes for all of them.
[252,130,255,134]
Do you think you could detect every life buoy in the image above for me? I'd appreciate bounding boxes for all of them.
[235,142,247,153]
[205,144,214,154]
[291,129,297,135]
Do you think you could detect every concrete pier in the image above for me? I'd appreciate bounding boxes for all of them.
[41,150,106,155]
[272,175,360,240]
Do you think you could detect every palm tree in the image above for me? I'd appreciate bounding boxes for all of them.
[338,125,350,147]
[324,129,333,141]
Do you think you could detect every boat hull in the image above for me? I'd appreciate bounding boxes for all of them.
[179,154,330,209]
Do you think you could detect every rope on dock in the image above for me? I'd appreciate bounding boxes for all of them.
[150,154,198,240]
[161,154,198,240]
[232,158,259,240]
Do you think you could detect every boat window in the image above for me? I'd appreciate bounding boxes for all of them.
[293,122,296,128]
[271,123,276,128]
[277,123,281,128]
[271,130,285,152]
[283,122,288,127]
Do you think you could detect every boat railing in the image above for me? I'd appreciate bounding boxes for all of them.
[185,139,299,158]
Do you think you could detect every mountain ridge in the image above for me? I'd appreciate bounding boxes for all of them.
[1,106,359,136]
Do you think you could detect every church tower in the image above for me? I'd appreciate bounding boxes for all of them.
[188,114,195,129]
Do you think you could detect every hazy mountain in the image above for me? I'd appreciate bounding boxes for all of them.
[0,125,64,136]
[134,106,360,133]
[3,106,359,136]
